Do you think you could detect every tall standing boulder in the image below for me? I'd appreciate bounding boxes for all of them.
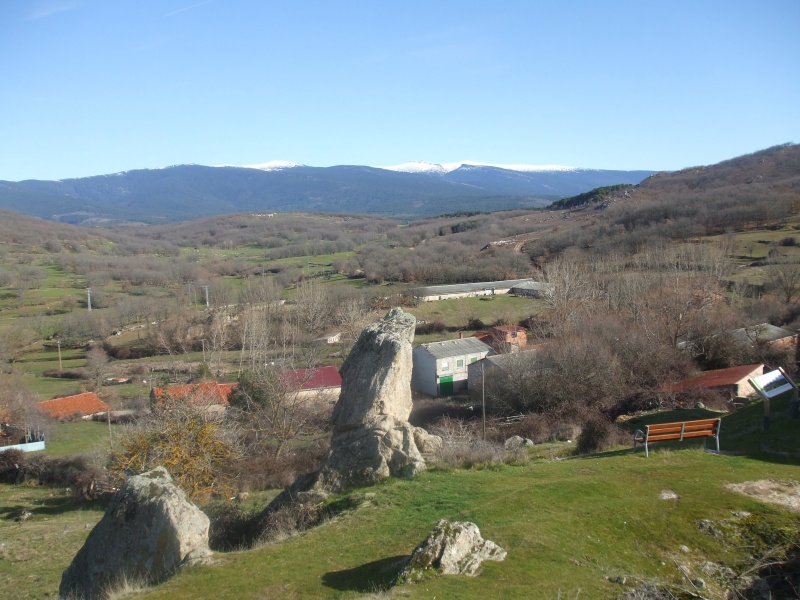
[317,307,427,491]
[60,467,212,600]
[264,308,436,516]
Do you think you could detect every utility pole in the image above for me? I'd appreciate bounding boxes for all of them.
[482,362,486,441]
[86,288,92,311]
[57,339,62,370]
[202,285,210,308]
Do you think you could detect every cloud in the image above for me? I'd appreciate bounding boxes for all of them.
[25,1,78,21]
[164,0,216,18]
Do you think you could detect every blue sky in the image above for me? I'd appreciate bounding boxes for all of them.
[1,0,798,181]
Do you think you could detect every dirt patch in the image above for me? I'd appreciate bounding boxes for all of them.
[726,479,800,512]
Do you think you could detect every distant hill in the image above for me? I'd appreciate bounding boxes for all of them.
[0,163,653,224]
[550,144,800,215]
[521,143,800,259]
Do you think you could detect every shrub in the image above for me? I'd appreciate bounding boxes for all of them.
[575,415,627,455]
[433,438,508,470]
[207,502,261,551]
[608,391,663,420]
[109,402,241,504]
[0,448,25,483]
[42,369,87,380]
[465,317,485,330]
[415,320,446,335]
[257,499,328,545]
[232,443,327,492]
[430,416,517,470]
[17,454,107,499]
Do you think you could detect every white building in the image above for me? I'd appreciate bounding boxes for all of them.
[412,337,493,397]
[411,279,535,302]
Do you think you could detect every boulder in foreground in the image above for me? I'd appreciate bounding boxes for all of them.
[59,466,212,600]
[396,519,507,584]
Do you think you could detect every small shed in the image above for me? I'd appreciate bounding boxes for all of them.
[314,332,342,345]
[488,324,528,353]
[509,280,554,298]
[412,337,493,397]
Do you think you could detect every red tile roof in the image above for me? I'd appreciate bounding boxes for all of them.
[492,324,527,334]
[37,392,111,420]
[664,364,764,393]
[279,366,342,391]
[151,382,236,406]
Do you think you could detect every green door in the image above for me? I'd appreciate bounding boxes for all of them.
[439,376,454,397]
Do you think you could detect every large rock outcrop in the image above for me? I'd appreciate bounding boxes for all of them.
[60,467,212,600]
[317,307,426,491]
[265,309,436,514]
[396,519,507,583]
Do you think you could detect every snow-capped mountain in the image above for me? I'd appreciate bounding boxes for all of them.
[241,160,306,172]
[377,160,580,174]
[0,161,655,224]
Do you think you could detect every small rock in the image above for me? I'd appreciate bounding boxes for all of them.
[504,435,534,450]
[396,519,506,584]
[696,519,723,538]
[659,490,679,500]
[695,402,705,409]
[679,545,690,553]
[692,578,706,590]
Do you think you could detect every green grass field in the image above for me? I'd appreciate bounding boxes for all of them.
[2,400,798,600]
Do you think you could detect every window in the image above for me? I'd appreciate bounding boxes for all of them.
[456,359,464,369]
[470,356,478,363]
[440,360,450,372]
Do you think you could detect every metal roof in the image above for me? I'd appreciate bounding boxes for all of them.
[730,323,794,344]
[415,279,534,297]
[418,337,492,359]
[510,281,553,291]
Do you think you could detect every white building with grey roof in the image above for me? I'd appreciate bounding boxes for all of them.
[411,279,536,302]
[412,337,493,397]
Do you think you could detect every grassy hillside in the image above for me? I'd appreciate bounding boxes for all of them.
[2,398,798,599]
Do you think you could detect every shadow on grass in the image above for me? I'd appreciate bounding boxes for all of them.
[0,495,108,519]
[33,496,108,516]
[321,555,407,593]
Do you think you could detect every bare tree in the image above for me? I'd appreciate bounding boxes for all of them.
[85,346,110,390]
[545,251,592,328]
[0,326,35,371]
[293,279,331,335]
[764,260,800,304]
[228,366,325,457]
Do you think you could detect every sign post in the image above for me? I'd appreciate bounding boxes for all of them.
[748,367,799,431]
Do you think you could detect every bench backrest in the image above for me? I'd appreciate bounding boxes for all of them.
[645,418,720,442]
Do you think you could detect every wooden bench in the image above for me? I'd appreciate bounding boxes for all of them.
[633,418,721,457]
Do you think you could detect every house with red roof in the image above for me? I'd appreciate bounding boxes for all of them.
[37,392,111,420]
[279,365,342,402]
[663,364,765,400]
[150,382,236,412]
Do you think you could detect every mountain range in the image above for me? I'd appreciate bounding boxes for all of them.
[0,161,654,224]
